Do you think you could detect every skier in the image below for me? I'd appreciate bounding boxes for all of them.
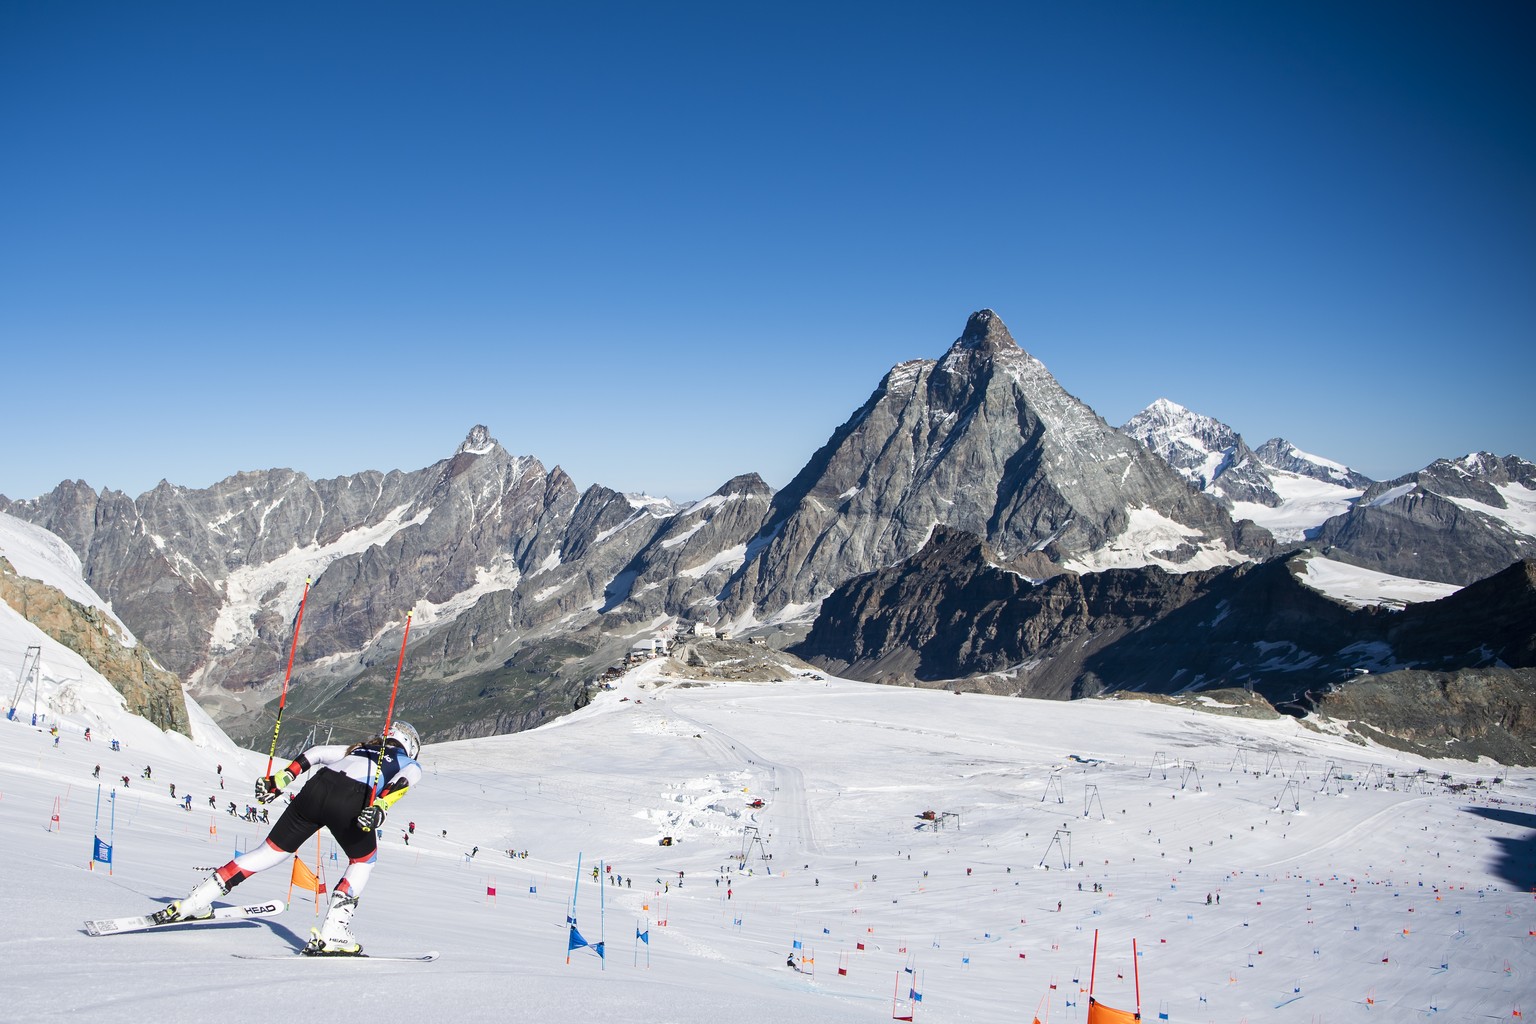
[157,721,423,956]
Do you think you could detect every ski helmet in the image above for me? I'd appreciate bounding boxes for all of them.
[385,721,420,760]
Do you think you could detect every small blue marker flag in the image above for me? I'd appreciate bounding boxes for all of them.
[92,836,112,864]
[793,939,803,949]
[636,928,649,944]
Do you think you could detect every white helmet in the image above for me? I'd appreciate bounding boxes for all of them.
[386,721,420,760]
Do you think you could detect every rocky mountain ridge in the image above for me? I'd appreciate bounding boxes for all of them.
[794,528,1536,709]
[2,310,1531,752]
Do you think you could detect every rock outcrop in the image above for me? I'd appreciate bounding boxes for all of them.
[0,556,189,734]
[1309,668,1536,765]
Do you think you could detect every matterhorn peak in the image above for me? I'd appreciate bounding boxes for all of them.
[954,308,1019,353]
[456,424,500,456]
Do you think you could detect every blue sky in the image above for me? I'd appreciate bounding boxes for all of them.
[2,1,1532,502]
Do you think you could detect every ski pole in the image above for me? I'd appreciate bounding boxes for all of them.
[367,610,413,805]
[265,577,312,775]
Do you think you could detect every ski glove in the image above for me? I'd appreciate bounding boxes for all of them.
[255,768,296,804]
[357,804,386,832]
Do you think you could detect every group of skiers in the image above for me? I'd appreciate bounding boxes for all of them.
[90,759,228,812]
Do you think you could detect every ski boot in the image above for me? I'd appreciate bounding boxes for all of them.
[303,892,363,956]
[153,873,228,924]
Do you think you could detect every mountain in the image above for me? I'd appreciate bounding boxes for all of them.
[720,311,1255,627]
[2,311,1530,748]
[2,311,1269,744]
[1120,398,1282,506]
[1121,399,1372,544]
[1311,453,1536,584]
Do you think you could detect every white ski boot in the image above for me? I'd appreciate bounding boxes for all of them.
[304,892,362,955]
[154,873,228,924]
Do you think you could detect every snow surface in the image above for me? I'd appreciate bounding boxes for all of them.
[1446,483,1536,539]
[5,649,1533,1023]
[677,543,748,580]
[1278,443,1352,480]
[1231,472,1365,545]
[3,520,1534,1023]
[1062,508,1248,574]
[1366,483,1418,509]
[1298,555,1463,610]
[207,504,432,653]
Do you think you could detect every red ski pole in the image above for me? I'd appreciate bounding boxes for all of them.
[367,610,413,805]
[265,577,312,775]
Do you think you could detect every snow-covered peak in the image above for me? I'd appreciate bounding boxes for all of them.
[1121,399,1244,492]
[1123,399,1239,451]
[1254,438,1371,488]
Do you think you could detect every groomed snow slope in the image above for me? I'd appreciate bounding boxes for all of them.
[1,660,1532,1024]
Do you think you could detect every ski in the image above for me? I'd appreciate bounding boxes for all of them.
[85,900,286,936]
[233,950,438,962]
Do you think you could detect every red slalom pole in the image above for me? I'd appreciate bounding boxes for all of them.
[367,610,413,805]
[265,577,312,775]
[1132,937,1141,1013]
[1089,928,1099,997]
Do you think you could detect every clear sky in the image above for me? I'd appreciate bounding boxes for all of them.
[2,1,1532,503]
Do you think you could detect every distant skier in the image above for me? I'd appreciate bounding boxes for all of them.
[158,722,423,956]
